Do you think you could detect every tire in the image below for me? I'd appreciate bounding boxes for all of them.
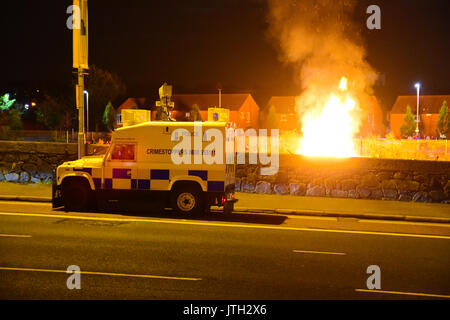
[170,184,203,215]
[61,179,93,212]
[223,202,234,215]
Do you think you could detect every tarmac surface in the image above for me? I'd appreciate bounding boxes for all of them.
[0,182,449,223]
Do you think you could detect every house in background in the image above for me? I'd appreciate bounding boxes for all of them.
[171,93,259,130]
[357,95,386,137]
[116,97,151,128]
[266,95,385,137]
[117,93,260,130]
[265,96,299,131]
[389,95,450,138]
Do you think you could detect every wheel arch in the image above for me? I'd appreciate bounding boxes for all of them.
[60,173,95,190]
[169,176,206,192]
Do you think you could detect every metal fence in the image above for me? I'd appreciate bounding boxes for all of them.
[1,129,449,161]
[277,133,449,161]
[0,129,111,144]
[356,138,449,161]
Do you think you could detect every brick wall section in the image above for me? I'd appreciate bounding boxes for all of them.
[236,155,450,204]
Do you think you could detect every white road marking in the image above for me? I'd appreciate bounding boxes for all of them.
[293,250,346,256]
[0,211,449,240]
[0,266,201,281]
[355,288,450,299]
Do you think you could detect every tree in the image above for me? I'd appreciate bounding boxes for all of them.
[264,105,279,129]
[187,104,202,121]
[436,100,449,138]
[35,94,73,130]
[400,105,416,138]
[0,93,23,131]
[0,93,16,110]
[103,101,116,131]
[85,65,126,131]
[7,109,23,130]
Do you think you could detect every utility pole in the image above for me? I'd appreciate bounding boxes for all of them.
[76,71,85,157]
[73,0,89,158]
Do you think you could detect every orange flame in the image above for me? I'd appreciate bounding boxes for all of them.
[297,77,358,157]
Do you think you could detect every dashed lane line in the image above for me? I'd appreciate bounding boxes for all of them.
[355,288,450,299]
[0,266,201,281]
[0,211,450,240]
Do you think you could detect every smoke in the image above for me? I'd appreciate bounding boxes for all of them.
[267,0,378,127]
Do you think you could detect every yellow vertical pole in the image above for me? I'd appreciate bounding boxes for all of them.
[73,0,88,158]
[77,71,85,158]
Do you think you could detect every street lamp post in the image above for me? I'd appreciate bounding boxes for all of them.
[73,0,89,158]
[84,90,89,142]
[415,83,420,137]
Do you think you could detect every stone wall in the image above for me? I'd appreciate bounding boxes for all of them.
[1,142,449,203]
[0,141,108,183]
[236,155,450,204]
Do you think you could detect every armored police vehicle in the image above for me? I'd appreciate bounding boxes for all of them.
[52,121,236,215]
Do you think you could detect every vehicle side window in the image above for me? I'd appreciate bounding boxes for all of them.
[111,144,135,161]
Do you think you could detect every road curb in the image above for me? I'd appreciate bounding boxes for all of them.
[235,206,450,224]
[0,196,51,203]
[1,196,448,224]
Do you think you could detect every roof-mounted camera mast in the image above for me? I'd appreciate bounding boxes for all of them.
[155,83,175,121]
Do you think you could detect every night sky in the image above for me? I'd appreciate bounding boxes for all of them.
[2,0,450,110]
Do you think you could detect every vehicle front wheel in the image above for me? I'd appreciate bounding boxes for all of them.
[61,179,94,212]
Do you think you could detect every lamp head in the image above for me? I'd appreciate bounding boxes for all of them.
[415,83,421,89]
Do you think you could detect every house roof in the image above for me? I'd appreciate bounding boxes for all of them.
[267,96,297,114]
[171,94,251,111]
[268,95,383,114]
[391,95,450,114]
[117,97,151,111]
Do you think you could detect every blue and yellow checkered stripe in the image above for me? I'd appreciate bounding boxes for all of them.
[73,167,225,192]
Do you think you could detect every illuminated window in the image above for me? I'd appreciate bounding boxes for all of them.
[280,114,287,122]
[111,144,135,161]
[240,112,245,120]
[246,112,251,122]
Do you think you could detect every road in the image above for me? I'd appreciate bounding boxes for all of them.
[0,199,449,299]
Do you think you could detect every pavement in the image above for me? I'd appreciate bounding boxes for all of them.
[0,181,449,223]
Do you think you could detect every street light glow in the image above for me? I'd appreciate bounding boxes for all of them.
[414,82,421,135]
[84,90,89,139]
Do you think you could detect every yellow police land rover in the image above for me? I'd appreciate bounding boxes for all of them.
[52,121,236,215]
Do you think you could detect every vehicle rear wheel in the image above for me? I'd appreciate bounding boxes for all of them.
[62,179,93,212]
[170,184,203,215]
[223,201,234,215]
